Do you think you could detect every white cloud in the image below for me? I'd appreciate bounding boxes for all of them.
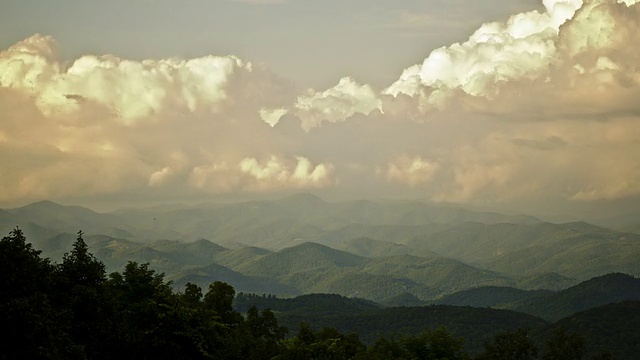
[239,155,334,190]
[185,156,334,194]
[0,35,257,125]
[260,107,288,127]
[149,167,175,187]
[293,77,382,131]
[2,0,640,210]
[386,156,440,186]
[0,34,295,204]
[383,0,582,109]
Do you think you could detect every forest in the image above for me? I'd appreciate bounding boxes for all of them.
[1,228,631,360]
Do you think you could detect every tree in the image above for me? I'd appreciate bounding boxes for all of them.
[369,334,407,360]
[182,282,203,307]
[56,231,113,359]
[107,262,183,359]
[277,322,367,360]
[59,231,105,286]
[368,327,469,360]
[543,327,586,360]
[589,350,616,360]
[204,281,242,325]
[0,227,52,300]
[477,329,538,360]
[0,228,76,359]
[242,306,288,359]
[401,327,469,360]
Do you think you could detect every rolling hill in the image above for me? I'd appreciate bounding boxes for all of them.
[3,195,640,303]
[503,273,640,321]
[430,286,552,308]
[535,301,640,360]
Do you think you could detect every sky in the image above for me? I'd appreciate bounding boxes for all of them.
[1,0,640,218]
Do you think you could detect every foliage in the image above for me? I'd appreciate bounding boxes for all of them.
[276,322,367,360]
[0,228,288,360]
[506,273,640,321]
[542,326,586,360]
[476,329,538,360]
[368,327,469,360]
[0,227,76,359]
[0,228,630,359]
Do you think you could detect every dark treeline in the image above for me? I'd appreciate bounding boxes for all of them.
[0,228,617,359]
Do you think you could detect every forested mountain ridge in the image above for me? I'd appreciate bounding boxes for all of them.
[2,196,640,303]
[424,273,640,321]
[502,273,640,321]
[3,228,634,359]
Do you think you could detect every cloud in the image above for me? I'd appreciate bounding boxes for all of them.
[2,0,640,211]
[0,34,298,204]
[382,0,581,109]
[386,156,440,187]
[260,108,288,127]
[239,155,334,190]
[290,77,382,131]
[0,35,265,125]
[188,156,335,193]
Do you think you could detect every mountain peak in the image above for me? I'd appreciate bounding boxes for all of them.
[20,200,64,210]
[276,193,326,206]
[576,272,638,290]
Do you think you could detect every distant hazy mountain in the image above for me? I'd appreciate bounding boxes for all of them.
[487,225,640,279]
[516,272,578,291]
[332,237,416,258]
[169,262,297,296]
[299,270,438,303]
[358,255,514,295]
[431,286,552,308]
[405,221,640,279]
[212,246,272,269]
[593,210,640,235]
[236,242,367,278]
[503,273,640,321]
[3,195,639,302]
[3,200,134,238]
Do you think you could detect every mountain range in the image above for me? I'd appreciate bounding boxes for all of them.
[2,194,639,303]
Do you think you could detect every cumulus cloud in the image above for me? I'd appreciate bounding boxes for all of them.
[260,108,289,127]
[386,156,440,186]
[239,156,334,190]
[2,0,640,211]
[371,0,640,204]
[383,0,581,108]
[186,156,334,193]
[291,77,382,131]
[0,35,265,125]
[0,34,302,204]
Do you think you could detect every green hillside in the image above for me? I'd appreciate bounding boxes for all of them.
[535,301,640,360]
[236,242,367,278]
[301,270,438,302]
[212,246,272,269]
[516,272,578,291]
[3,196,640,305]
[333,237,415,258]
[431,286,552,308]
[170,262,297,295]
[277,305,549,353]
[359,255,514,295]
[504,273,640,321]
